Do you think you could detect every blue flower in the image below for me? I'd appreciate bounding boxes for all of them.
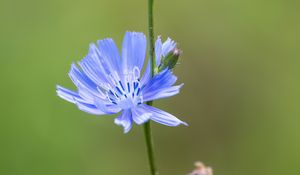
[56,32,187,133]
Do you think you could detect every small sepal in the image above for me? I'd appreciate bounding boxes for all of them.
[158,48,182,72]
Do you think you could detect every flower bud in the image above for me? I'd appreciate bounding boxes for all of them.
[158,48,182,72]
[187,162,213,175]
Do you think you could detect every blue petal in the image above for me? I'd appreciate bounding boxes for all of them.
[79,40,123,86]
[143,84,183,102]
[141,104,187,126]
[142,69,177,93]
[155,36,162,67]
[78,54,110,86]
[122,32,147,73]
[56,85,107,115]
[142,69,182,101]
[162,38,176,56]
[140,60,151,86]
[68,63,101,97]
[114,110,133,133]
[94,97,121,114]
[76,83,107,102]
[75,100,107,115]
[88,43,113,74]
[97,38,121,73]
[56,85,82,103]
[131,107,152,125]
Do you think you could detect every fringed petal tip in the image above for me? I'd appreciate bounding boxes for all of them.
[179,83,184,88]
[114,110,133,133]
[114,120,131,134]
[125,31,145,36]
[181,121,189,126]
[56,85,78,103]
[139,104,187,127]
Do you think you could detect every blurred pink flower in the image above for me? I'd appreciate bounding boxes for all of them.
[188,162,213,175]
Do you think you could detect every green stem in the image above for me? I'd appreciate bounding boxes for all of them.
[147,0,155,76]
[143,112,158,175]
[143,0,158,175]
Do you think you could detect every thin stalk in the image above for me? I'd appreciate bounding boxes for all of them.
[143,0,158,175]
[143,113,158,175]
[148,0,155,76]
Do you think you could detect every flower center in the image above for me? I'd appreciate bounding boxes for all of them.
[104,67,143,109]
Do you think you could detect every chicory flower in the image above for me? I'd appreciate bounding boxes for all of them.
[56,32,187,133]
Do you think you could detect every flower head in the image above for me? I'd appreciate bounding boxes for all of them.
[56,32,187,133]
[188,162,213,175]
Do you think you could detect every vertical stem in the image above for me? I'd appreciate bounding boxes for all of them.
[143,0,158,175]
[148,0,155,75]
[143,113,158,175]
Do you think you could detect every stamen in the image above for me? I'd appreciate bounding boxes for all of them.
[116,86,123,95]
[134,82,139,90]
[96,86,107,99]
[127,82,130,92]
[109,97,115,102]
[109,90,114,96]
[119,81,125,91]
[133,66,140,80]
[136,88,141,96]
[104,67,143,108]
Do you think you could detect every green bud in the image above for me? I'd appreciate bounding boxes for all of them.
[158,48,182,72]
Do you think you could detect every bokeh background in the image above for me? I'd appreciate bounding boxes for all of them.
[0,0,299,174]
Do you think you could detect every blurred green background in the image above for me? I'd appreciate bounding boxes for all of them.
[0,0,299,174]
